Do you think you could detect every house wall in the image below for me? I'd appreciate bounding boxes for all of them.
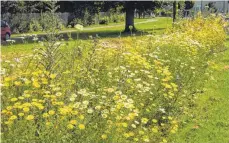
[193,1,228,13]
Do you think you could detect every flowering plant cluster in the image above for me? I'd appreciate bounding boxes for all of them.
[1,15,226,142]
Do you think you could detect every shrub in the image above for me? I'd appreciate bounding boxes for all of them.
[70,18,83,27]
[99,18,108,25]
[40,12,65,31]
[82,9,94,26]
[10,14,30,33]
[29,19,42,32]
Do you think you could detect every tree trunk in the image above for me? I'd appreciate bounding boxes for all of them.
[124,2,136,32]
[173,1,177,23]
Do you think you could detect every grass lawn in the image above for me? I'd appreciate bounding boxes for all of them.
[11,18,150,37]
[170,37,229,143]
[10,17,172,39]
[1,17,172,55]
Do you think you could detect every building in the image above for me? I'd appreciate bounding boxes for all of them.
[192,1,229,14]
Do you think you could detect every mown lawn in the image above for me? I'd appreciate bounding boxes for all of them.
[2,17,172,56]
[11,17,171,38]
[170,37,229,143]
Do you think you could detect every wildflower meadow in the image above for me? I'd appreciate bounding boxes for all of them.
[1,14,227,143]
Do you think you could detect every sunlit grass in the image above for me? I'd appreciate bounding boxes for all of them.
[11,17,169,38]
[170,36,229,143]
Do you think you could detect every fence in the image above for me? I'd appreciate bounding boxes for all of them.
[1,12,71,26]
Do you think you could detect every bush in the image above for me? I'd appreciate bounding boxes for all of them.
[29,19,42,32]
[9,14,30,33]
[40,12,65,31]
[111,14,125,23]
[70,18,83,27]
[99,18,108,25]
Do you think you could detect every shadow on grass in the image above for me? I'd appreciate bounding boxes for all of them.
[226,37,229,41]
[1,28,166,45]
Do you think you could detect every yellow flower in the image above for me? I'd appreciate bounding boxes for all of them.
[24,94,31,98]
[152,119,157,123]
[4,77,11,82]
[10,98,18,102]
[122,122,128,128]
[33,81,40,88]
[18,96,25,100]
[23,102,32,107]
[26,115,34,120]
[113,95,119,100]
[171,120,178,124]
[162,139,167,143]
[102,114,108,118]
[128,132,134,136]
[48,110,55,115]
[157,69,162,73]
[78,124,85,130]
[43,113,49,118]
[170,129,176,134]
[101,134,107,139]
[141,118,148,124]
[6,106,13,110]
[6,111,13,116]
[79,115,84,120]
[46,122,51,126]
[124,133,130,138]
[50,74,57,79]
[18,113,24,117]
[139,130,144,135]
[134,138,139,142]
[71,111,78,115]
[41,78,48,84]
[143,135,150,142]
[9,115,17,120]
[25,79,31,85]
[168,116,173,120]
[4,82,10,87]
[164,83,172,89]
[67,124,74,129]
[32,99,38,102]
[2,110,7,114]
[23,107,30,112]
[5,121,13,125]
[70,120,77,125]
[37,105,44,110]
[14,81,22,86]
[152,127,158,133]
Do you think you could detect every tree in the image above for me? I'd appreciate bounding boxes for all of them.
[183,1,195,17]
[1,1,49,14]
[86,1,161,32]
[124,1,136,32]
[172,1,195,22]
[173,1,177,22]
[122,1,162,32]
[1,1,163,33]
